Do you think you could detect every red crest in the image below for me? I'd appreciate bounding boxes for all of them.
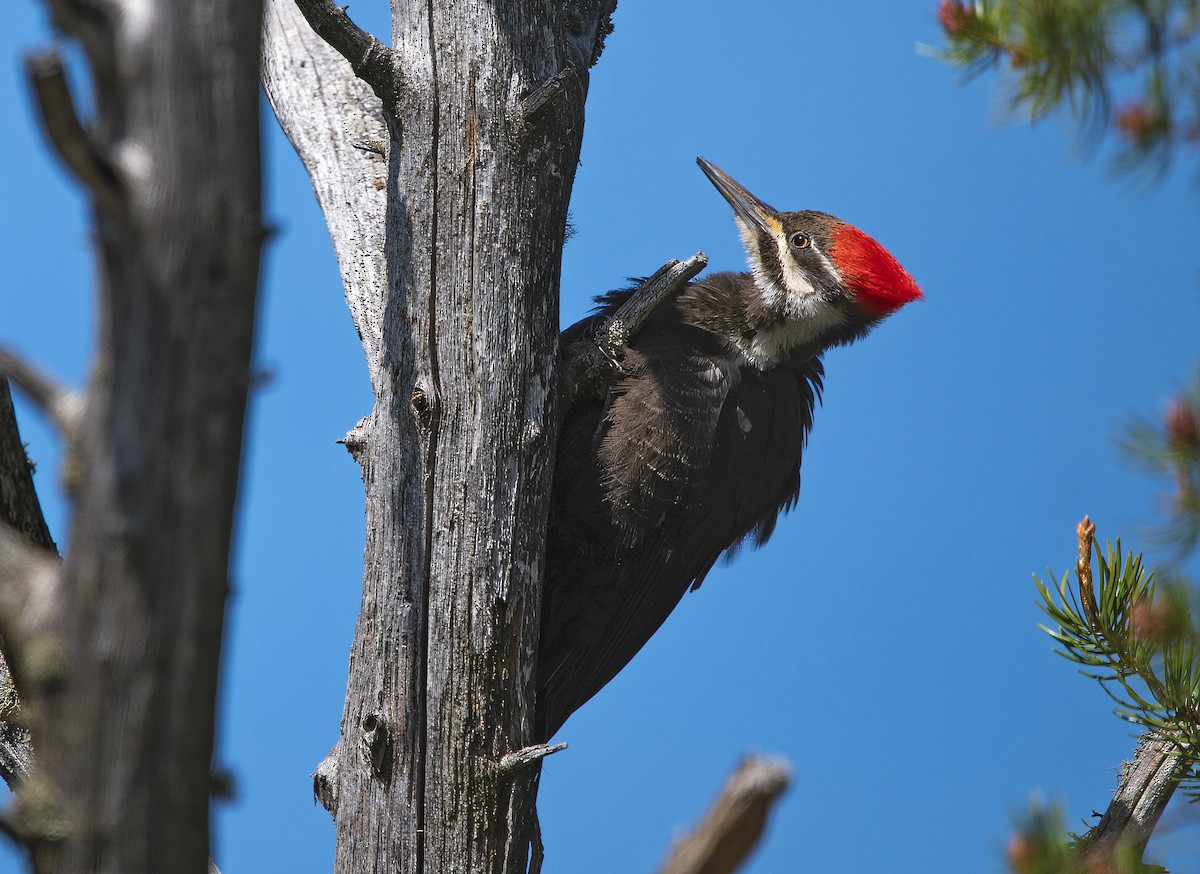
[828,223,923,316]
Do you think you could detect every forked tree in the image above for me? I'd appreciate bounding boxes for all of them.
[0,0,755,871]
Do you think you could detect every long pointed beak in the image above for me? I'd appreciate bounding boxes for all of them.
[696,157,782,236]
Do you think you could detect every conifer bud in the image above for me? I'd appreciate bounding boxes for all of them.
[1005,831,1033,872]
[1008,44,1030,68]
[1165,395,1198,448]
[1129,595,1170,646]
[1114,99,1161,143]
[937,0,972,37]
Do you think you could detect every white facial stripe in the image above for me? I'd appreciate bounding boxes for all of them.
[736,216,780,310]
[773,234,816,308]
[810,244,842,286]
[726,228,847,368]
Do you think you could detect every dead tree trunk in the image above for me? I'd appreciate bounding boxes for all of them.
[263,0,614,870]
[0,0,265,871]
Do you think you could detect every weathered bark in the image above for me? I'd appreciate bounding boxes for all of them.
[657,756,792,874]
[0,378,55,786]
[264,0,614,869]
[0,380,55,555]
[261,0,389,377]
[11,0,266,870]
[1083,732,1185,864]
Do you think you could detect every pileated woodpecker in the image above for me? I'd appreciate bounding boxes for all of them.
[536,158,922,741]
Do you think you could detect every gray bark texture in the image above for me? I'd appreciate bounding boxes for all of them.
[4,0,265,871]
[263,0,614,870]
[0,381,55,555]
[1084,733,1185,864]
[0,378,54,787]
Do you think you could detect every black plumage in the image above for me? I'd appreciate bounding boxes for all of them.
[534,159,922,740]
[536,275,823,740]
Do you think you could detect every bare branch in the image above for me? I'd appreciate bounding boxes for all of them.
[262,0,389,379]
[290,0,399,107]
[559,253,708,415]
[657,755,791,874]
[497,742,567,776]
[604,253,708,350]
[25,48,123,217]
[1084,732,1184,862]
[0,349,82,439]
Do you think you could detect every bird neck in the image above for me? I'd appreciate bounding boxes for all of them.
[677,271,864,370]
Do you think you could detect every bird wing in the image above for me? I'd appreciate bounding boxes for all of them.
[537,320,822,738]
[584,361,821,684]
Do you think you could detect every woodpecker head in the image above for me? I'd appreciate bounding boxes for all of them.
[697,157,922,366]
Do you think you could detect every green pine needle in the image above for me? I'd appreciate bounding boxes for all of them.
[1034,532,1200,764]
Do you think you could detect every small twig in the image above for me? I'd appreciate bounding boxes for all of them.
[25,48,123,217]
[291,0,400,108]
[657,755,791,874]
[559,252,707,415]
[1083,732,1184,863]
[0,349,82,440]
[350,139,387,157]
[338,415,370,463]
[497,742,567,775]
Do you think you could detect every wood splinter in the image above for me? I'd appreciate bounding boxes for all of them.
[497,742,567,775]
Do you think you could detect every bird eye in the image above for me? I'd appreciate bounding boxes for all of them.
[789,232,810,250]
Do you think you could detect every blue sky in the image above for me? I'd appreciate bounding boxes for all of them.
[4,2,1200,872]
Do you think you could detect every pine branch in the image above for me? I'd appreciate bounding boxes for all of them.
[1084,732,1185,860]
[933,0,1200,180]
[1034,518,1200,752]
